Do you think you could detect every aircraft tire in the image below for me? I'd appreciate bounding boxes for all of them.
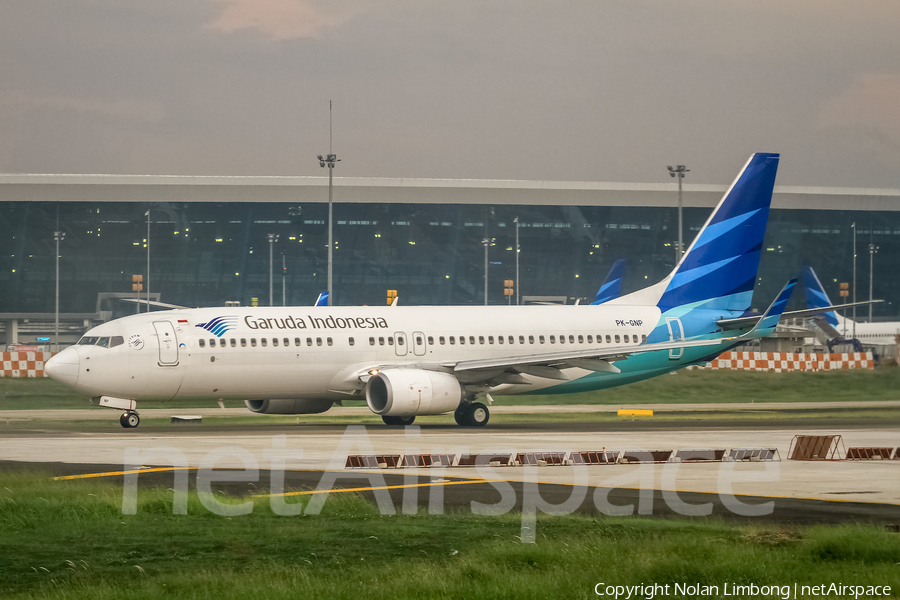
[468,402,490,427]
[120,412,140,428]
[454,408,470,426]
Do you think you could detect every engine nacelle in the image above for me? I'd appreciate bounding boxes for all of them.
[365,369,464,417]
[244,398,333,415]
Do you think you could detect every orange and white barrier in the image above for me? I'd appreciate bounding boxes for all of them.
[706,351,873,372]
[0,352,54,378]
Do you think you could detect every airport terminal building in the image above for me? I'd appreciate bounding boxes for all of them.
[1,174,899,346]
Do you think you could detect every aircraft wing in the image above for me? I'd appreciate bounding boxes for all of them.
[448,337,732,376]
[715,300,881,329]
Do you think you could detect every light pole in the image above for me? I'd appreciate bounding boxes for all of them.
[482,238,492,306]
[267,233,279,306]
[282,253,286,307]
[53,230,65,352]
[869,242,878,321]
[145,209,150,313]
[514,216,520,306]
[318,101,339,306]
[852,222,856,339]
[667,165,689,258]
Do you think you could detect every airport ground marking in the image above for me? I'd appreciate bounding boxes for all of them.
[257,478,489,498]
[53,466,192,481]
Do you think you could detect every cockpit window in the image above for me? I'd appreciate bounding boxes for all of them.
[77,335,122,348]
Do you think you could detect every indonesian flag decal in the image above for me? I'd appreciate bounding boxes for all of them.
[177,319,189,324]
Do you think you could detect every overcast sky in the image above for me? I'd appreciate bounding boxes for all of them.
[2,0,899,188]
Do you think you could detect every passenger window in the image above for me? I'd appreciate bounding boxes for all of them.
[539,335,544,344]
[348,337,355,346]
[283,338,289,346]
[416,336,423,345]
[458,336,464,345]
[497,336,503,344]
[379,337,385,346]
[569,335,575,344]
[307,338,313,346]
[199,339,206,348]
[606,335,611,343]
[251,338,257,347]
[578,335,583,344]
[509,336,514,344]
[327,338,333,346]
[272,338,279,347]
[587,335,592,343]
[388,337,394,345]
[469,336,475,345]
[109,336,124,348]
[488,336,494,344]
[261,338,267,347]
[479,336,485,345]
[559,335,565,344]
[623,334,629,343]
[549,335,556,344]
[220,339,226,348]
[439,336,445,345]
[615,335,620,344]
[519,335,525,344]
[316,338,322,346]
[294,338,301,346]
[642,334,647,343]
[369,337,375,346]
[427,336,434,345]
[397,337,404,346]
[241,338,247,347]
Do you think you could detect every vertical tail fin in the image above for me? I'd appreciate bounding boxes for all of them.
[655,152,780,314]
[802,266,839,327]
[591,259,627,305]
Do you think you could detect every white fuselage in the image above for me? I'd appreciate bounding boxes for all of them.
[835,314,900,346]
[49,304,661,403]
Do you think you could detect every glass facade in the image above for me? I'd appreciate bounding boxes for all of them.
[1,201,897,318]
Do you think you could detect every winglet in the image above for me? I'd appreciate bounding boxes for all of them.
[742,278,796,338]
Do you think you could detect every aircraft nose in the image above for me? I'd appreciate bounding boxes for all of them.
[45,346,79,387]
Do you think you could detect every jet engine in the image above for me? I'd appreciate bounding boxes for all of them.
[244,398,333,414]
[365,369,464,417]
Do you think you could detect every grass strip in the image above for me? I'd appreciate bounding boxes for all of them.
[1,471,899,599]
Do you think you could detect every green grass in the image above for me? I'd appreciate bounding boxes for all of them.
[1,471,899,599]
[3,366,900,412]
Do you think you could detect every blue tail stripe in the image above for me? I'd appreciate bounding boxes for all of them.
[802,266,839,326]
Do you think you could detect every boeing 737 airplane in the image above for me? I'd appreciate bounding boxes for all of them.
[803,266,895,346]
[47,153,794,429]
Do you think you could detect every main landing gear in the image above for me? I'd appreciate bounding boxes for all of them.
[119,412,140,428]
[454,402,489,427]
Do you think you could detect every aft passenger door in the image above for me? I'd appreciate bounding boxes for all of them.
[666,317,684,360]
[153,321,180,366]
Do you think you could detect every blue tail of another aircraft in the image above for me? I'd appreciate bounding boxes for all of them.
[802,266,839,327]
[591,259,627,305]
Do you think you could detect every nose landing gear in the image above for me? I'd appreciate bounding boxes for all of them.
[119,412,140,428]
[454,402,490,427]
